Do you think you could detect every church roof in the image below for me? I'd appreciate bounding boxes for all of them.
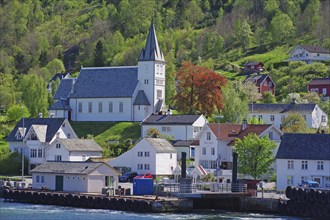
[49,99,72,110]
[69,67,138,98]
[138,23,165,62]
[133,90,150,105]
[53,78,76,100]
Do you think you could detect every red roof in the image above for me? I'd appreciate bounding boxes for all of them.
[208,123,272,145]
[308,78,330,86]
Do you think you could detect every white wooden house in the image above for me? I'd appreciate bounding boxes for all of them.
[45,139,103,162]
[109,138,177,176]
[287,45,330,64]
[141,114,207,140]
[195,122,283,182]
[31,161,120,193]
[49,23,166,122]
[276,133,330,191]
[249,102,328,129]
[6,118,78,171]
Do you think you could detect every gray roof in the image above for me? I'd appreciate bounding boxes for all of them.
[49,100,72,110]
[172,140,199,147]
[31,125,47,142]
[249,103,317,114]
[58,139,102,152]
[244,74,270,86]
[276,133,330,160]
[300,45,330,54]
[145,138,176,153]
[141,114,202,125]
[155,99,163,112]
[138,23,165,62]
[133,90,150,105]
[53,78,76,100]
[31,161,107,175]
[69,67,138,98]
[6,118,67,142]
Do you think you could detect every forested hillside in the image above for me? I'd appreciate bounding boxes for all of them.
[0,0,329,126]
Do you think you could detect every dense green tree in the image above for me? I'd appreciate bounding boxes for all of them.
[269,12,294,43]
[281,113,308,133]
[261,91,277,103]
[16,74,49,117]
[0,73,17,112]
[45,58,65,76]
[94,40,105,67]
[6,104,30,122]
[235,20,254,51]
[234,133,276,180]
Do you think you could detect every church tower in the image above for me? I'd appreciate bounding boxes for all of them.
[136,23,166,116]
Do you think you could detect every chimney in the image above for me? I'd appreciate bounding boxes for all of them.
[181,152,186,178]
[38,112,43,118]
[242,119,247,130]
[291,98,296,104]
[49,113,55,118]
[70,79,76,95]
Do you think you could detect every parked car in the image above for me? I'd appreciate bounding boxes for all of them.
[119,172,138,182]
[301,180,320,189]
[134,173,153,179]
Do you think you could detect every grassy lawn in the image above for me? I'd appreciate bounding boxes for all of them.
[70,121,141,147]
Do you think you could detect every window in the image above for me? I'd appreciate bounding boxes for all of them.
[211,148,215,155]
[38,149,42,158]
[41,176,44,183]
[322,88,327,95]
[78,103,82,113]
[302,115,306,121]
[119,102,123,113]
[157,90,162,99]
[301,161,308,170]
[109,102,113,113]
[144,79,149,84]
[67,134,71,139]
[170,154,172,159]
[55,155,62,161]
[268,132,273,140]
[287,160,294,169]
[287,176,294,185]
[270,115,275,122]
[202,147,206,155]
[88,102,92,113]
[56,144,61,149]
[310,88,319,93]
[258,115,263,122]
[17,133,22,140]
[144,164,150,170]
[105,176,114,187]
[98,102,103,113]
[162,126,171,132]
[144,152,150,157]
[207,132,211,140]
[317,161,324,170]
[30,149,37,158]
[137,164,143,170]
[137,152,143,157]
[322,115,326,123]
[36,175,40,183]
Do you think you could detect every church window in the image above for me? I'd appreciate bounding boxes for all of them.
[144,79,149,84]
[109,102,113,113]
[98,102,103,113]
[119,102,123,113]
[78,103,82,113]
[88,102,92,113]
[157,90,162,99]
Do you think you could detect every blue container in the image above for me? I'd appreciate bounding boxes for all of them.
[133,178,154,195]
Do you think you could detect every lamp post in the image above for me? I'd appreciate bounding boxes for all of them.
[21,107,26,182]
[214,115,223,182]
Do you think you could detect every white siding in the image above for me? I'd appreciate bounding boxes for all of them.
[155,153,177,175]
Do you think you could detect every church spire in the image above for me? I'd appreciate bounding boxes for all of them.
[138,22,165,62]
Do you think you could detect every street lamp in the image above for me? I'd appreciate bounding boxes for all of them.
[214,115,223,182]
[21,107,26,182]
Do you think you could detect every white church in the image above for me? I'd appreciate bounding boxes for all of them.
[49,23,166,122]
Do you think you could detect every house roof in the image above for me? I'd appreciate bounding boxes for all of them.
[138,23,165,62]
[248,103,317,114]
[172,140,199,147]
[141,114,202,125]
[49,73,70,83]
[6,118,67,142]
[244,74,271,86]
[245,61,263,66]
[133,90,150,105]
[276,133,330,160]
[57,139,102,152]
[144,138,177,153]
[53,78,76,100]
[31,161,117,175]
[308,78,330,86]
[49,99,72,111]
[208,123,274,145]
[299,45,330,54]
[69,67,138,98]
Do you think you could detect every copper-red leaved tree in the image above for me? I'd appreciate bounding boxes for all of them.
[173,61,227,116]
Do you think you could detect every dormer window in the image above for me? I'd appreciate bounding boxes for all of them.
[17,133,22,139]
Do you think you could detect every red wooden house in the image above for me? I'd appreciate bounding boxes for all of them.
[308,78,330,97]
[243,74,275,95]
